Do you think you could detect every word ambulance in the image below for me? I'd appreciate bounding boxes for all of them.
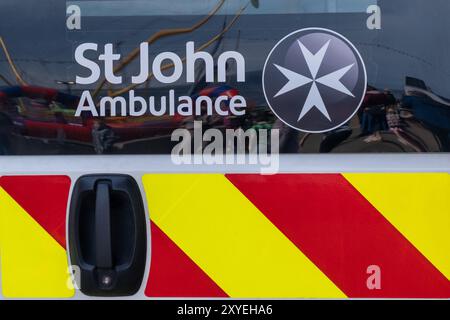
[74,42,247,117]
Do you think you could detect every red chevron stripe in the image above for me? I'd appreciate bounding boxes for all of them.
[226,174,450,298]
[146,223,228,297]
[0,176,70,248]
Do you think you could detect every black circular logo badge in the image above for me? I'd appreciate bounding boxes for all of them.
[262,28,367,133]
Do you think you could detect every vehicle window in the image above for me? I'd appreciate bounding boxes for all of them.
[0,0,448,155]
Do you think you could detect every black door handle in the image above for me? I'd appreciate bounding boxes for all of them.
[95,181,113,270]
[69,175,147,296]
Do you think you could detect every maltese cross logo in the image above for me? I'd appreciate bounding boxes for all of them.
[263,28,367,133]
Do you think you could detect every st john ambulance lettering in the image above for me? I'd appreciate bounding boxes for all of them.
[74,42,247,117]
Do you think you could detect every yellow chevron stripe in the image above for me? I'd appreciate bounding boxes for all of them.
[0,187,74,298]
[143,174,345,298]
[343,173,450,280]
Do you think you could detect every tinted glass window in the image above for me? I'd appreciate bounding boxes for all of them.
[0,0,448,155]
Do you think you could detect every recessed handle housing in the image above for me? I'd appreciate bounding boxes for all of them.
[69,174,147,296]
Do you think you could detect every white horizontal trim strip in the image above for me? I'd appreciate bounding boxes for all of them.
[0,154,448,175]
